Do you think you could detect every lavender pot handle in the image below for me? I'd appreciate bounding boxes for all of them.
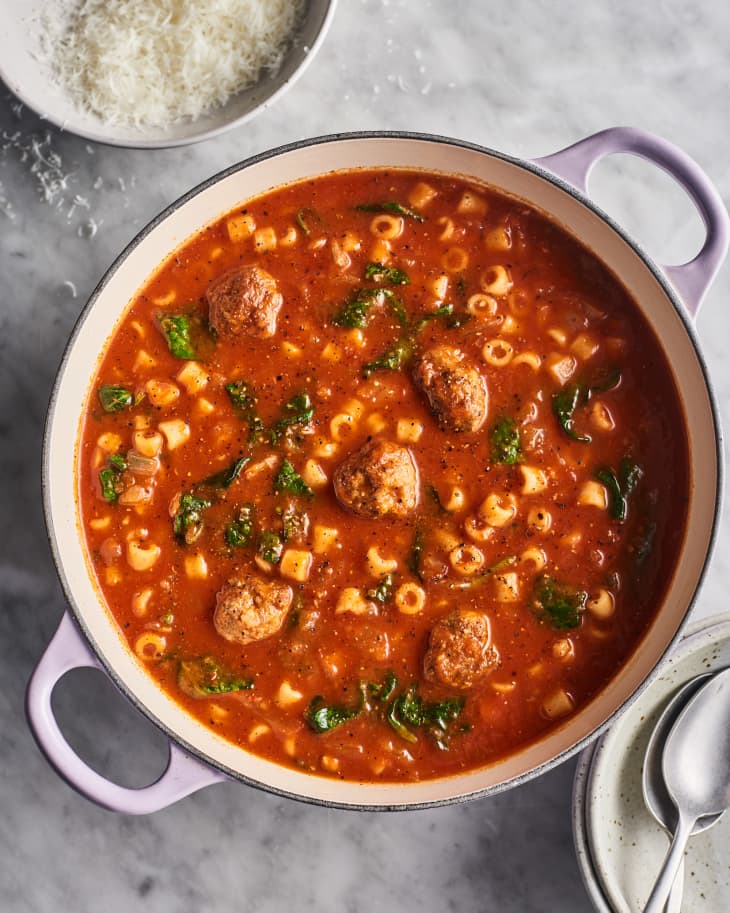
[26,612,227,814]
[534,127,730,316]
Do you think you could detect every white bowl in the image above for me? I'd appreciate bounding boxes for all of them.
[0,0,337,148]
[573,615,730,912]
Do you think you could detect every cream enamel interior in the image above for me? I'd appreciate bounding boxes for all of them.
[45,136,718,807]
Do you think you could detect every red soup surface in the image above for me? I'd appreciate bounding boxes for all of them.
[79,168,688,782]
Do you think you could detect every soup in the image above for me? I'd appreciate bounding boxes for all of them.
[78,169,688,782]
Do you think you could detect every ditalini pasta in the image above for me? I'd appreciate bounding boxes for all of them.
[79,168,688,782]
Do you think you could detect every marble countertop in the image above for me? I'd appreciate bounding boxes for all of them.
[1,2,729,911]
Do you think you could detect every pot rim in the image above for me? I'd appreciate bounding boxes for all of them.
[41,130,724,810]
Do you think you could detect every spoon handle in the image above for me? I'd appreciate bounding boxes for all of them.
[644,813,695,913]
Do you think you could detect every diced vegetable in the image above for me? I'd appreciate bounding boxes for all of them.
[98,384,133,413]
[173,492,212,544]
[258,530,283,564]
[305,695,361,733]
[366,573,395,604]
[595,458,643,521]
[490,416,523,465]
[274,460,314,498]
[225,503,256,548]
[225,380,265,444]
[356,201,425,222]
[364,262,410,285]
[202,456,249,490]
[157,313,196,359]
[177,656,253,698]
[270,392,314,445]
[531,574,587,629]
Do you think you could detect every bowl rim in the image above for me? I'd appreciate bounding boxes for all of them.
[0,0,339,149]
[41,130,724,810]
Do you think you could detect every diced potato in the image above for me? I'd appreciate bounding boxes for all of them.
[542,688,575,719]
[546,352,577,386]
[276,681,304,707]
[313,525,339,554]
[408,181,437,209]
[159,419,190,450]
[321,755,340,773]
[335,588,374,616]
[578,480,608,509]
[457,190,488,215]
[396,418,423,443]
[184,552,208,579]
[226,214,255,242]
[254,227,277,251]
[520,465,548,495]
[133,349,156,372]
[97,432,122,453]
[248,723,271,743]
[570,333,599,360]
[280,549,313,583]
[145,380,180,407]
[301,459,328,490]
[176,361,208,395]
[494,572,520,602]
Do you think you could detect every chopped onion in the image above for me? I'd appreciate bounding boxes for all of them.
[127,449,159,476]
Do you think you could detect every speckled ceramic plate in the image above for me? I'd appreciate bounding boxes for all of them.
[574,615,730,912]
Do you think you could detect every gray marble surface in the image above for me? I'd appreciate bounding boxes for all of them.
[1,1,729,911]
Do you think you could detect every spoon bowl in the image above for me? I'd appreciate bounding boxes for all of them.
[642,673,720,835]
[644,667,730,913]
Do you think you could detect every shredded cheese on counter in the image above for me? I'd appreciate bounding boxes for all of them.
[46,0,306,128]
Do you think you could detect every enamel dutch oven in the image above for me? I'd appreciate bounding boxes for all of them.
[27,128,728,814]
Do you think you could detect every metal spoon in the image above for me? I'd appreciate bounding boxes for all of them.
[643,667,730,913]
[641,674,715,912]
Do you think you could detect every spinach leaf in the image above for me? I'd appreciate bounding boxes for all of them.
[490,416,523,465]
[177,657,253,698]
[274,459,314,498]
[633,520,657,566]
[306,695,361,733]
[552,369,621,443]
[531,574,587,630]
[595,458,643,521]
[552,383,592,443]
[173,492,212,544]
[258,530,283,565]
[98,384,133,413]
[356,201,425,223]
[225,503,256,548]
[362,337,413,378]
[364,262,410,285]
[202,456,249,490]
[407,527,425,583]
[157,313,197,359]
[366,573,395,604]
[225,380,265,444]
[387,686,464,747]
[367,671,399,704]
[270,392,314,445]
[296,207,320,236]
[98,452,127,502]
[332,287,406,329]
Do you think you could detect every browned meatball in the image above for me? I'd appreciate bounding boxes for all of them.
[213,575,293,645]
[207,265,283,338]
[424,609,499,690]
[333,440,418,519]
[413,345,488,432]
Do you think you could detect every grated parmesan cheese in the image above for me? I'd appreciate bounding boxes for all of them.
[45,0,306,129]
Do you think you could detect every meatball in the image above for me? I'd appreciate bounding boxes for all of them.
[213,575,293,645]
[413,345,488,432]
[423,609,499,690]
[333,440,418,519]
[207,265,283,338]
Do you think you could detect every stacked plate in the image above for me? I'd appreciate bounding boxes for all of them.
[573,616,730,912]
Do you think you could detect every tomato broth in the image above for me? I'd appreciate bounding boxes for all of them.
[79,169,688,782]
